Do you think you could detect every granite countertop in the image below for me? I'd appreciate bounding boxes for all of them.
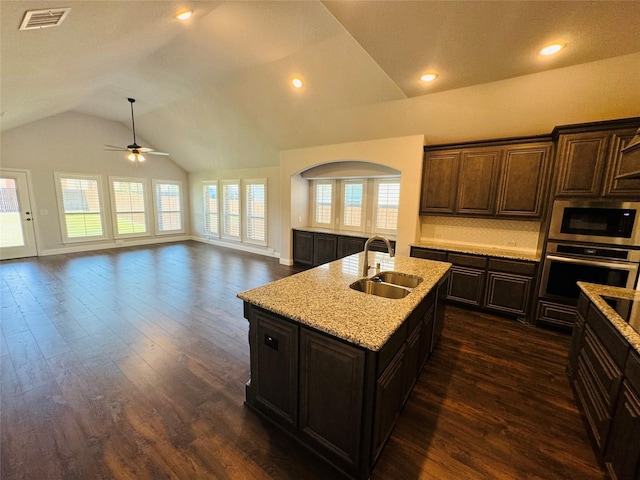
[412,240,541,262]
[237,252,451,352]
[578,282,640,354]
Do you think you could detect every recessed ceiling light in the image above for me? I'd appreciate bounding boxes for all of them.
[175,10,192,20]
[539,44,565,56]
[291,77,303,88]
[420,73,438,82]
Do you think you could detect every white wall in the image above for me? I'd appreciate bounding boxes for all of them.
[279,135,425,264]
[189,166,282,257]
[1,112,189,255]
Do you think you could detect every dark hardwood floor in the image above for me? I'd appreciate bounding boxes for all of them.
[1,241,604,479]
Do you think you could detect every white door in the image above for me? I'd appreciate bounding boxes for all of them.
[0,170,37,260]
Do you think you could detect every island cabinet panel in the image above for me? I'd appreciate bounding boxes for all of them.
[250,310,299,428]
[496,143,552,217]
[299,328,366,472]
[420,150,459,214]
[456,149,501,215]
[605,379,640,480]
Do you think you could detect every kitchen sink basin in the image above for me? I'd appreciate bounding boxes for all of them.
[349,279,411,299]
[370,271,423,289]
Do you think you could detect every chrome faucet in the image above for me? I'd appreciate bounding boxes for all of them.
[362,235,395,276]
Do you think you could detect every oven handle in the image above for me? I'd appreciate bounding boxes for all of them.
[545,254,639,271]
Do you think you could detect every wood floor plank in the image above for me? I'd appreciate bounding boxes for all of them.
[1,241,605,479]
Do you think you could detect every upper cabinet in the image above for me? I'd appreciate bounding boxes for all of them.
[420,138,552,219]
[554,119,640,198]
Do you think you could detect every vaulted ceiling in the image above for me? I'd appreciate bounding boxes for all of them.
[2,1,640,172]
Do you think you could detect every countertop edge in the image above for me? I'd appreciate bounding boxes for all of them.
[411,241,541,262]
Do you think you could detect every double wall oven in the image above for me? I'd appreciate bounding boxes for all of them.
[540,200,640,305]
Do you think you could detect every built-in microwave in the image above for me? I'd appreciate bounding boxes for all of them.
[548,200,640,247]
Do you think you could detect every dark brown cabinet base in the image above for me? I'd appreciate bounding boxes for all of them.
[243,275,447,480]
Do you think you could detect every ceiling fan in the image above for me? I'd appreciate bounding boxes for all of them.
[104,98,169,163]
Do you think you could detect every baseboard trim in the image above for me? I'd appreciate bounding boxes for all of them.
[40,235,192,256]
[190,235,280,259]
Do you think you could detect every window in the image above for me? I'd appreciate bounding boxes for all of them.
[374,179,400,232]
[109,177,148,238]
[244,179,267,245]
[313,180,334,227]
[55,173,106,242]
[203,182,219,236]
[342,180,365,231]
[153,180,184,234]
[221,180,241,240]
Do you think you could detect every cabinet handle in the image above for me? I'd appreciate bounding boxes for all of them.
[264,334,279,351]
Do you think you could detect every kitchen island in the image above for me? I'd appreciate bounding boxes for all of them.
[237,251,451,480]
[568,283,640,480]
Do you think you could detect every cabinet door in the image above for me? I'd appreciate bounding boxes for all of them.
[337,235,366,259]
[456,149,501,215]
[605,381,640,480]
[603,127,640,197]
[299,328,365,470]
[484,271,532,317]
[292,230,314,266]
[314,233,338,266]
[403,324,422,404]
[251,311,298,427]
[496,142,551,218]
[447,266,485,306]
[372,345,406,462]
[420,150,460,214]
[556,131,610,197]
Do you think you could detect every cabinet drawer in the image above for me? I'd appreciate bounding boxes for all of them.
[410,247,447,262]
[626,351,640,388]
[582,325,623,410]
[586,303,629,369]
[488,258,536,276]
[448,253,487,268]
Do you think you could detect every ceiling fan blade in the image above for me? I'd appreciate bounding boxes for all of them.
[147,151,170,156]
[137,147,154,153]
[104,144,127,149]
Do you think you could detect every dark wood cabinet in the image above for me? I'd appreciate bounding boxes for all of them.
[249,310,299,427]
[569,292,640,478]
[497,143,552,217]
[410,247,538,322]
[338,235,366,258]
[420,150,459,214]
[605,352,640,480]
[292,229,314,266]
[314,233,338,266]
[299,328,366,471]
[457,149,501,215]
[293,230,395,267]
[555,122,640,198]
[421,137,552,219]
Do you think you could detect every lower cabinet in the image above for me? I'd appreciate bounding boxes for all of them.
[411,246,537,322]
[568,292,639,479]
[244,277,446,480]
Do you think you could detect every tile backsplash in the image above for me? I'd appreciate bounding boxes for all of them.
[419,216,541,252]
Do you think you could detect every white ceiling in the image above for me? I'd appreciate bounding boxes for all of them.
[2,0,640,172]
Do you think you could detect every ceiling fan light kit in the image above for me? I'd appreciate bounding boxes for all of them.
[104,98,169,164]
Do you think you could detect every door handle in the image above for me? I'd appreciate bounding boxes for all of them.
[25,218,32,221]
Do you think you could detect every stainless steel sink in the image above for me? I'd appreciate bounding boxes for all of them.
[370,271,423,289]
[349,278,411,299]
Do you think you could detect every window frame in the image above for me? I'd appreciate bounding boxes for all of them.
[311,179,335,228]
[203,181,220,238]
[54,172,108,243]
[108,176,150,239]
[152,179,185,235]
[221,179,241,241]
[373,178,401,234]
[340,179,366,232]
[243,178,267,246]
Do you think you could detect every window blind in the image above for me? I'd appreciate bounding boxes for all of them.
[222,182,240,238]
[245,182,266,243]
[376,181,400,231]
[113,180,147,235]
[155,182,182,232]
[60,176,104,238]
[203,183,219,235]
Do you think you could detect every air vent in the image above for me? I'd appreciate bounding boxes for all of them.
[19,8,70,30]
